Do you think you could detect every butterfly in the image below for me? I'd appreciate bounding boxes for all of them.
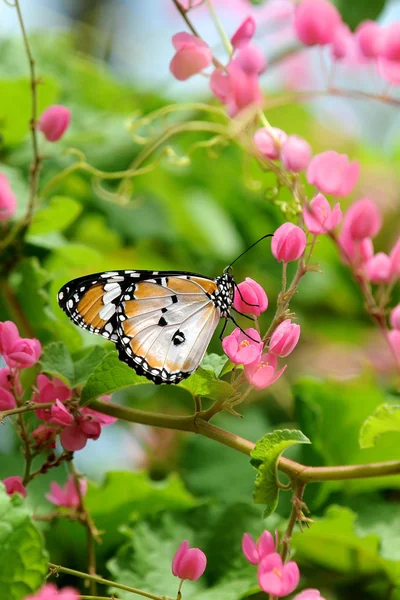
[57,235,271,385]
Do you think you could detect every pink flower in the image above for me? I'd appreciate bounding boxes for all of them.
[49,399,74,426]
[339,232,374,268]
[170,32,212,81]
[388,330,400,362]
[356,20,382,58]
[3,475,27,498]
[31,424,57,449]
[258,552,300,597]
[210,60,263,117]
[46,474,87,509]
[0,321,41,369]
[331,24,353,61]
[390,238,400,277]
[303,194,342,234]
[307,151,360,197]
[293,590,326,600]
[25,583,79,600]
[390,305,400,330]
[39,105,71,142]
[377,57,400,85]
[0,387,16,411]
[60,421,89,451]
[271,223,306,263]
[269,319,300,357]
[244,352,286,390]
[80,395,117,425]
[234,45,266,75]
[222,328,263,365]
[380,23,400,62]
[233,278,268,316]
[254,127,287,160]
[231,16,256,49]
[242,531,275,565]
[34,374,72,421]
[79,416,102,440]
[0,174,17,221]
[172,540,207,581]
[281,135,312,172]
[294,0,342,46]
[365,253,392,284]
[342,198,381,240]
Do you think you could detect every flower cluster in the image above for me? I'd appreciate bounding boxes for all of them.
[46,474,87,509]
[254,127,311,174]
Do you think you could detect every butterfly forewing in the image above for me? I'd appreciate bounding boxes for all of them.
[58,270,234,385]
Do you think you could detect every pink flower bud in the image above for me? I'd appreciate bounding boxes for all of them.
[234,45,267,75]
[339,232,374,268]
[342,198,381,240]
[242,531,275,565]
[244,352,287,390]
[388,330,400,363]
[39,105,71,142]
[380,23,400,62]
[365,252,392,284]
[377,57,400,85]
[0,367,12,390]
[271,222,307,263]
[355,20,382,58]
[210,62,263,117]
[293,590,326,600]
[233,277,268,316]
[0,387,16,411]
[25,583,79,600]
[269,319,300,357]
[254,127,287,160]
[390,238,400,277]
[170,32,212,81]
[222,328,263,365]
[303,194,342,234]
[307,151,359,197]
[0,322,41,369]
[79,416,101,440]
[172,541,207,581]
[60,422,88,451]
[331,24,353,60]
[281,135,312,172]
[0,174,17,221]
[49,399,74,427]
[294,0,342,46]
[231,16,256,49]
[3,475,27,498]
[258,552,300,597]
[31,424,57,449]
[390,305,400,330]
[46,474,87,509]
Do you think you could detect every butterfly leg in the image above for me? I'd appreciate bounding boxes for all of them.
[228,315,261,343]
[219,317,229,340]
[232,308,256,321]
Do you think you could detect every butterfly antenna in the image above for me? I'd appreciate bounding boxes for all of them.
[224,234,273,272]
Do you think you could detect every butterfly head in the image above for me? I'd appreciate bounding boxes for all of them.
[214,271,235,317]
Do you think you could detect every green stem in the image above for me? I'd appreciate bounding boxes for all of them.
[206,0,232,56]
[48,563,163,600]
[0,401,55,422]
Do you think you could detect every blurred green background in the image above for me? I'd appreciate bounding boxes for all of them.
[0,1,400,599]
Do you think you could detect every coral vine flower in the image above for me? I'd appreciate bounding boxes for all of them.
[388,330,400,363]
[269,320,300,357]
[271,223,306,263]
[242,531,275,565]
[303,194,342,234]
[222,328,263,365]
[293,590,326,600]
[25,583,79,600]
[34,374,72,421]
[356,20,382,58]
[339,232,373,268]
[390,305,400,330]
[170,32,213,81]
[231,16,256,49]
[0,321,41,369]
[307,151,359,197]
[46,475,87,509]
[254,127,287,160]
[294,0,342,46]
[390,238,400,277]
[39,105,71,142]
[31,424,57,449]
[0,174,17,221]
[233,277,268,316]
[258,552,300,597]
[365,252,392,284]
[172,540,207,581]
[49,399,74,427]
[244,353,286,390]
[342,197,381,240]
[0,385,16,411]
[3,475,27,498]
[281,135,312,172]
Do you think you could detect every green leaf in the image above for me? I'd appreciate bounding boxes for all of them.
[81,351,149,403]
[200,353,229,377]
[40,341,75,385]
[0,486,48,599]
[72,346,109,387]
[360,403,400,449]
[337,0,385,30]
[29,196,82,235]
[179,367,235,401]
[250,429,311,517]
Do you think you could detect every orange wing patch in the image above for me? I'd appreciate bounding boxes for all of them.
[134,282,172,299]
[190,277,217,294]
[166,276,216,295]
[77,285,107,329]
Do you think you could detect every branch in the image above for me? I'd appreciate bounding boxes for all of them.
[89,399,400,483]
[0,401,55,422]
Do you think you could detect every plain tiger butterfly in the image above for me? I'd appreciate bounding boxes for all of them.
[57,235,272,385]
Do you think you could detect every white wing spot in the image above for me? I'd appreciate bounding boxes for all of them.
[58,292,64,300]
[99,303,116,320]
[103,285,121,304]
[67,299,74,308]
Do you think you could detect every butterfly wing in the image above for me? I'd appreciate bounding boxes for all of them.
[116,275,221,384]
[58,271,224,384]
